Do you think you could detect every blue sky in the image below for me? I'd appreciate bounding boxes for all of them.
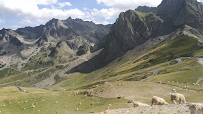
[0,0,202,30]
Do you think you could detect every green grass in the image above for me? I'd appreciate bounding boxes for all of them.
[148,63,203,84]
[0,66,18,78]
[194,49,203,57]
[132,10,148,21]
[0,87,128,114]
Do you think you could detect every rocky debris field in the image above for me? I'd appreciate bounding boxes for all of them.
[95,104,191,114]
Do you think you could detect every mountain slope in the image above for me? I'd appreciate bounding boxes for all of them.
[65,0,203,75]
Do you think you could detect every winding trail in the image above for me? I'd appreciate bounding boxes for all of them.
[141,58,181,81]
[141,69,161,81]
[142,57,203,82]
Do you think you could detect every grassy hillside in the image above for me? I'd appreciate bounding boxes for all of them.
[49,36,203,91]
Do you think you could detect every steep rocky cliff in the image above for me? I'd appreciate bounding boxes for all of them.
[97,10,163,62]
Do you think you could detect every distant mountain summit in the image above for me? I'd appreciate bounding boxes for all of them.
[63,17,111,43]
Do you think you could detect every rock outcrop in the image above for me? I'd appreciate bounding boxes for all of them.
[136,6,156,13]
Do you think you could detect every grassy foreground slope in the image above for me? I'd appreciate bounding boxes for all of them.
[0,81,203,114]
[0,87,127,114]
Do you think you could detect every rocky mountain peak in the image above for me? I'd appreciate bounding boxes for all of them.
[45,18,68,29]
[156,0,203,28]
[158,0,203,15]
[63,17,112,43]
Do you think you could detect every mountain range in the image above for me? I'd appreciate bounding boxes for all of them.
[0,0,203,88]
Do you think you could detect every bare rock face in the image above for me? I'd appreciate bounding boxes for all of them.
[0,29,22,46]
[135,6,156,13]
[156,0,203,28]
[16,25,44,40]
[63,17,111,43]
[43,18,78,40]
[97,10,163,62]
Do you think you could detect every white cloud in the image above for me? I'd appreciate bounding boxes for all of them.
[0,0,86,27]
[92,8,122,20]
[96,0,162,9]
[94,0,202,22]
[0,19,5,24]
[95,20,110,25]
[93,0,163,21]
[58,2,72,8]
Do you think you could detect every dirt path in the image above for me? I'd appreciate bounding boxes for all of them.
[141,58,183,81]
